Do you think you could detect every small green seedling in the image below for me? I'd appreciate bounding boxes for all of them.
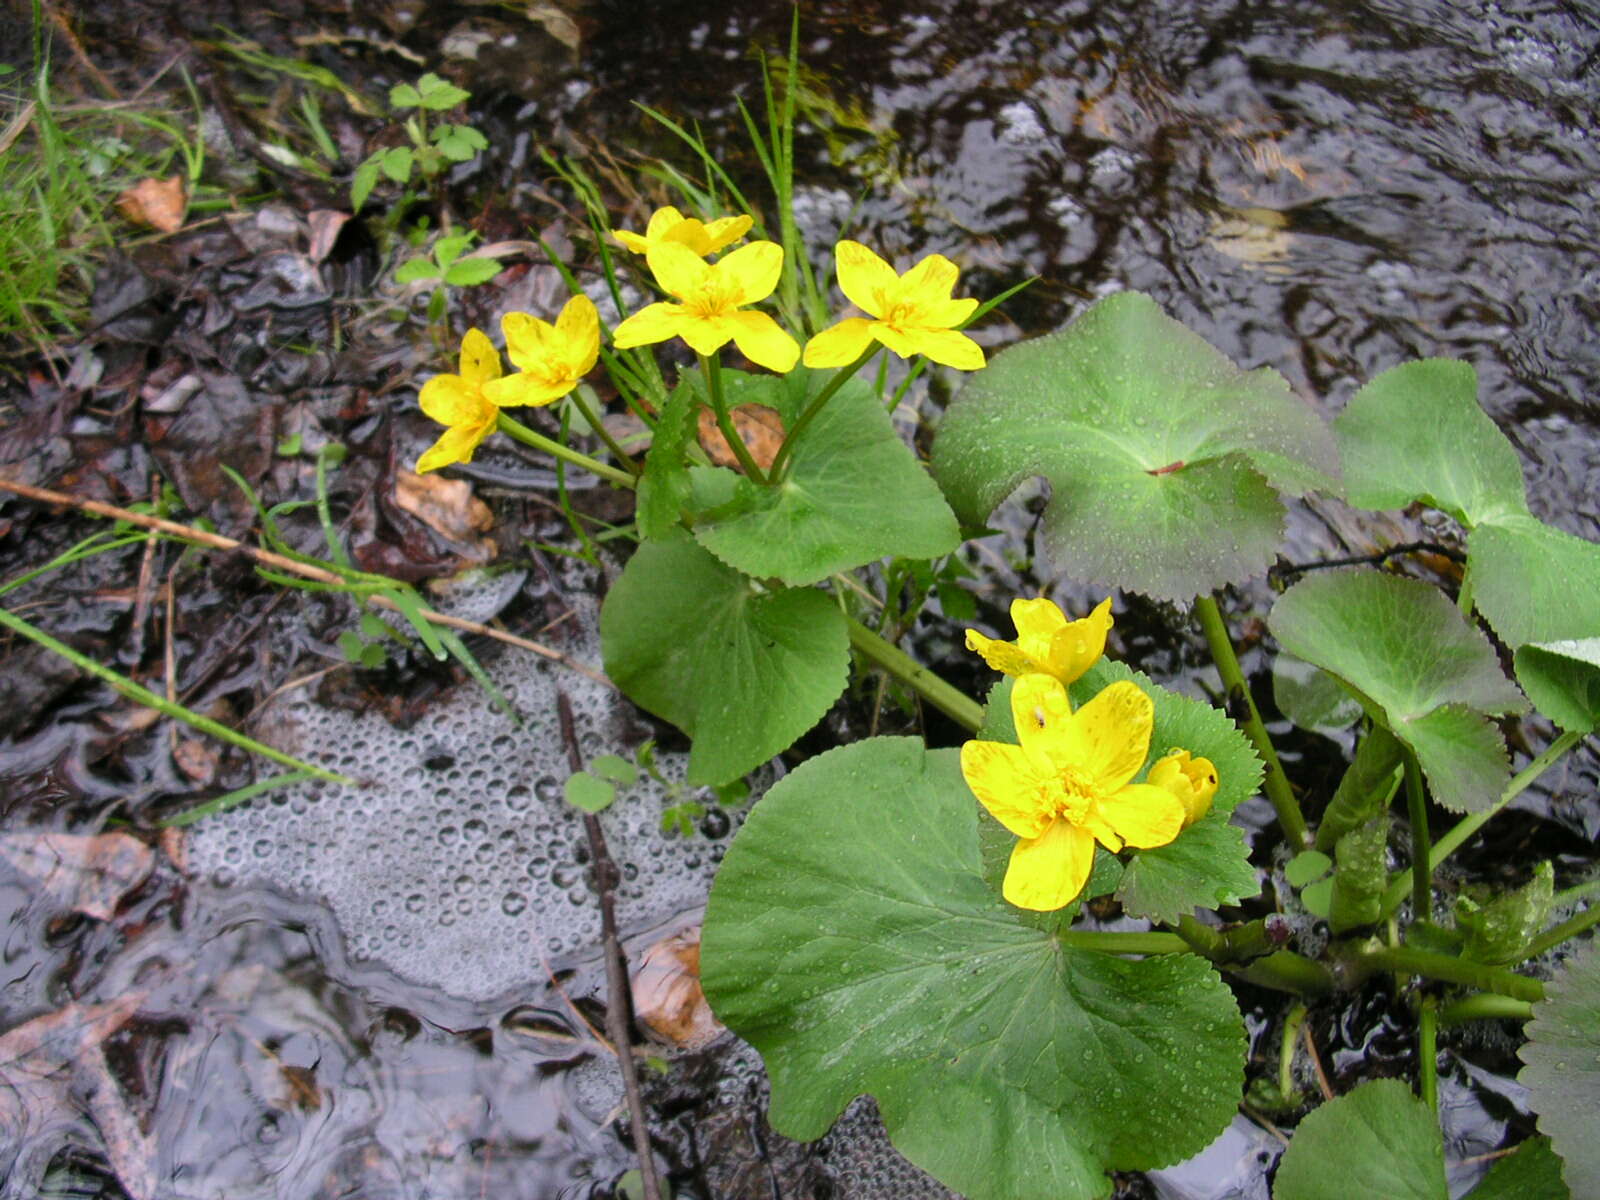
[351,72,487,214]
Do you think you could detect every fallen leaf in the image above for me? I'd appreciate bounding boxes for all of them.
[631,926,722,1049]
[393,470,496,557]
[525,2,582,53]
[157,828,188,874]
[306,209,351,264]
[0,832,155,920]
[173,737,219,784]
[696,404,786,474]
[114,175,187,234]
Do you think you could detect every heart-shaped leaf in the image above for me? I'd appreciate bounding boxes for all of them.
[1334,359,1530,528]
[688,371,960,586]
[1273,1079,1446,1200]
[1469,517,1600,648]
[1268,571,1525,813]
[599,532,848,785]
[931,290,1338,601]
[701,737,1246,1200]
[1519,938,1600,1199]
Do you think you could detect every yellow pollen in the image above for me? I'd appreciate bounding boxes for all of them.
[1044,766,1097,824]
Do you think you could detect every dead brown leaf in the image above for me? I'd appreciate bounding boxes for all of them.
[631,926,722,1049]
[306,209,352,263]
[173,737,219,784]
[0,832,155,920]
[114,175,187,234]
[696,404,786,474]
[393,470,495,557]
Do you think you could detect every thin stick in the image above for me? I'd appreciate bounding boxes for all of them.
[1300,1022,1335,1101]
[128,477,162,665]
[0,478,610,687]
[556,692,664,1200]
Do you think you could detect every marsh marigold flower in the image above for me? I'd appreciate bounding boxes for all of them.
[1148,749,1219,828]
[803,240,985,370]
[961,676,1186,910]
[613,240,800,373]
[614,205,752,258]
[415,327,503,474]
[482,295,600,409]
[966,597,1113,686]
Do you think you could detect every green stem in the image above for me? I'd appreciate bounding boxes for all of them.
[1520,901,1600,961]
[1403,746,1432,919]
[1418,996,1438,1111]
[496,413,636,488]
[1057,930,1188,955]
[1552,876,1600,910]
[846,618,984,732]
[1194,593,1309,849]
[1349,943,1544,1002]
[1280,1003,1307,1101]
[1456,566,1475,619]
[565,387,642,477]
[768,346,879,480]
[1176,915,1275,962]
[1232,950,1339,995]
[0,606,355,787]
[1437,993,1534,1026]
[697,352,768,484]
[1379,730,1585,919]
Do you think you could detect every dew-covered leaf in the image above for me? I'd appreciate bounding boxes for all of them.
[1268,571,1524,812]
[1519,938,1600,1199]
[701,737,1246,1200]
[1274,1080,1446,1200]
[1515,639,1600,733]
[1274,654,1363,734]
[931,290,1337,601]
[688,371,960,586]
[1334,359,1529,528]
[600,532,848,786]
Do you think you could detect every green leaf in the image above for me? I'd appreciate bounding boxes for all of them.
[1316,725,1403,852]
[1516,639,1600,733]
[275,432,303,457]
[1334,359,1530,528]
[351,157,381,212]
[1457,861,1553,965]
[379,146,414,184]
[1273,654,1363,734]
[389,81,423,108]
[443,258,504,287]
[337,630,368,663]
[1272,1079,1447,1200]
[931,290,1338,601]
[589,754,638,785]
[432,123,488,161]
[688,372,960,586]
[636,374,701,540]
[1286,850,1332,888]
[393,256,440,284]
[564,771,615,814]
[1269,571,1525,813]
[433,232,474,268]
[417,75,471,110]
[702,737,1247,1200]
[600,533,849,786]
[1462,1137,1568,1200]
[1469,518,1600,648]
[1519,938,1600,1199]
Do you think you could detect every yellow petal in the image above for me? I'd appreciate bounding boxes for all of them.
[613,301,687,349]
[1010,598,1068,667]
[457,327,502,384]
[716,241,783,305]
[613,229,650,254]
[646,241,711,299]
[896,252,960,303]
[1009,674,1073,759]
[501,311,559,370]
[1003,819,1095,911]
[418,374,489,426]
[959,740,1053,840]
[555,294,601,375]
[963,628,1038,677]
[900,327,986,371]
[866,320,925,361]
[415,419,492,473]
[1099,783,1186,849]
[482,373,576,408]
[834,240,899,317]
[729,310,800,373]
[1149,750,1219,827]
[920,296,979,328]
[701,213,753,253]
[802,318,877,368]
[1045,597,1113,683]
[1063,681,1153,793]
[645,205,686,239]
[674,312,738,357]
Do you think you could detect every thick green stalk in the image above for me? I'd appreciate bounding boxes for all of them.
[1193,593,1309,849]
[768,346,880,480]
[1280,1003,1308,1102]
[1403,747,1432,919]
[1057,930,1188,955]
[697,352,768,484]
[1437,993,1534,1026]
[497,413,635,488]
[1418,996,1439,1111]
[846,618,984,732]
[1520,901,1600,961]
[565,387,642,477]
[1348,943,1544,1002]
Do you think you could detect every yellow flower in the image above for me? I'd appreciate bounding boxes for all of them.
[614,205,753,257]
[415,328,502,474]
[482,295,600,408]
[1148,749,1218,828]
[960,676,1186,911]
[612,241,800,373]
[965,597,1113,686]
[803,240,985,370]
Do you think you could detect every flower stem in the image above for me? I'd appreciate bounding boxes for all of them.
[1280,1003,1308,1101]
[1418,996,1439,1111]
[697,352,769,484]
[846,618,984,732]
[1193,593,1309,849]
[496,413,636,489]
[1437,993,1534,1026]
[1345,942,1544,1002]
[1520,900,1600,961]
[1057,930,1188,955]
[1403,746,1432,919]
[565,387,642,477]
[768,346,879,480]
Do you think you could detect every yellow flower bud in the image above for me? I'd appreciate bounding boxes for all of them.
[1147,749,1218,828]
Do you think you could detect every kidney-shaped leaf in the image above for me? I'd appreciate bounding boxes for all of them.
[600,532,848,786]
[931,290,1338,601]
[1515,639,1600,734]
[1268,571,1525,813]
[1273,1079,1447,1200]
[1519,938,1600,1199]
[701,737,1246,1200]
[1469,517,1600,649]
